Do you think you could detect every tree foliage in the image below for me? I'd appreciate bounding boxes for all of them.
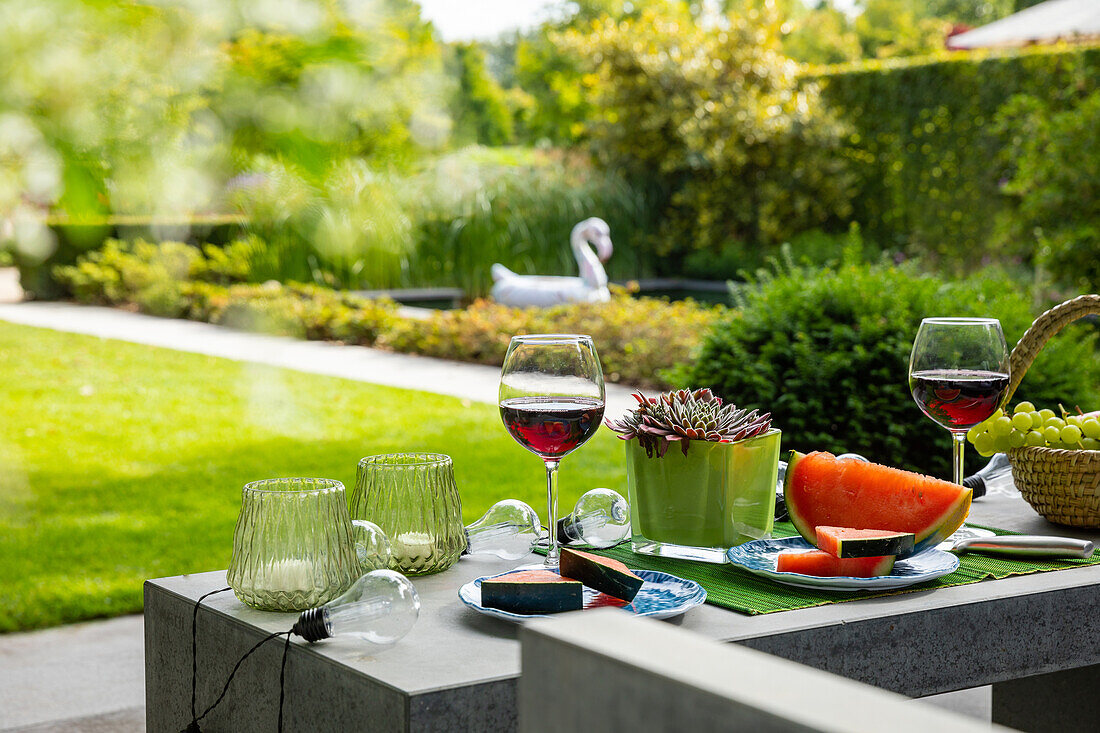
[448,42,516,146]
[557,2,856,255]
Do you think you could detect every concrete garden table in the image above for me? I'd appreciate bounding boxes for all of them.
[145,491,1100,731]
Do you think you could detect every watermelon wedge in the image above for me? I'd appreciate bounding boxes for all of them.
[560,548,644,602]
[481,570,583,614]
[777,550,895,577]
[816,526,915,558]
[785,451,971,555]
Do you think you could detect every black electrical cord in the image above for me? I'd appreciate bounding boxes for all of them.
[184,586,296,733]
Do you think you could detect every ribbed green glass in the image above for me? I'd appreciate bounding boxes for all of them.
[350,453,465,576]
[227,478,359,612]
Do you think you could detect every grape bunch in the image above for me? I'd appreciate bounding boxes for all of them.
[967,402,1100,457]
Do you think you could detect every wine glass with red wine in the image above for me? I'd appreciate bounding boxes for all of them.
[908,318,1009,486]
[499,334,605,566]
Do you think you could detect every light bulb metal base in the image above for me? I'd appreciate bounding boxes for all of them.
[292,607,330,643]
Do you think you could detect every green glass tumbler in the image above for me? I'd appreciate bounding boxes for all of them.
[227,478,388,612]
[351,453,465,576]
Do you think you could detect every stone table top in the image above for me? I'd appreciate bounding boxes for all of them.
[148,489,1100,703]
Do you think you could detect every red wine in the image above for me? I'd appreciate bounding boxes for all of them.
[500,397,604,460]
[910,369,1009,429]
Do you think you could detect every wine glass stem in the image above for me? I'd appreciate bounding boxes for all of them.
[952,432,966,486]
[544,460,560,566]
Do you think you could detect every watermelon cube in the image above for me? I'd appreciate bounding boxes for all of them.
[815,526,915,558]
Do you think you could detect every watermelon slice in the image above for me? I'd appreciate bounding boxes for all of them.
[481,569,583,614]
[785,451,972,555]
[559,548,644,602]
[777,550,895,577]
[816,526,915,558]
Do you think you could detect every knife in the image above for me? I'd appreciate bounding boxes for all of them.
[942,535,1095,559]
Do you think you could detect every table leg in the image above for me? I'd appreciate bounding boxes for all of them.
[991,663,1100,732]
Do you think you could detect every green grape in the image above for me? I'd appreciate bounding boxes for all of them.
[1061,425,1083,444]
[992,416,1013,436]
[966,425,981,443]
[1082,438,1100,451]
[1008,431,1027,449]
[1043,426,1062,443]
[1082,419,1100,439]
[991,434,1013,453]
[1011,413,1032,432]
[973,432,996,457]
[1039,408,1056,421]
[1030,411,1043,429]
[1025,430,1045,447]
[1066,415,1084,428]
[1014,401,1036,414]
[1044,416,1066,430]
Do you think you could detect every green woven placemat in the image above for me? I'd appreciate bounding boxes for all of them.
[540,523,1100,615]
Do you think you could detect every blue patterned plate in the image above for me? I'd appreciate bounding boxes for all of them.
[726,537,959,591]
[459,567,707,622]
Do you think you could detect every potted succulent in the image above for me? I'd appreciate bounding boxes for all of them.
[606,388,781,563]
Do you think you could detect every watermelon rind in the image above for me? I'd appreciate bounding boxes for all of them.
[560,547,644,602]
[784,450,972,556]
[815,526,916,558]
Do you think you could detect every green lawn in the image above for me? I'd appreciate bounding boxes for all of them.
[0,322,627,632]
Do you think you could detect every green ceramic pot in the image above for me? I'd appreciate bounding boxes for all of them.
[626,429,781,563]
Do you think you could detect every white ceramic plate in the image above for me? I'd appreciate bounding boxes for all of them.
[726,537,959,591]
[459,567,707,622]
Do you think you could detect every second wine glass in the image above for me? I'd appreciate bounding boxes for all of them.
[908,317,1010,486]
[499,334,605,565]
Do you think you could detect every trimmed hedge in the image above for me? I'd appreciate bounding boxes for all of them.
[13,215,245,301]
[53,240,716,389]
[808,43,1100,265]
[379,289,722,389]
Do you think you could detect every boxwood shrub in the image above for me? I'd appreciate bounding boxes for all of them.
[680,254,1100,477]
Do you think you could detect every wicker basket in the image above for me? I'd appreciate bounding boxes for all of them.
[1003,294,1100,527]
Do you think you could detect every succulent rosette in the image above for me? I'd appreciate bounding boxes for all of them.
[605,388,772,458]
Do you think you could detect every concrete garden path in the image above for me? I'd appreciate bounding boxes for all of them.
[0,294,990,730]
[0,300,640,416]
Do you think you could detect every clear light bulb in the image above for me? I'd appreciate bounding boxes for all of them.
[464,499,543,560]
[291,570,420,644]
[557,488,630,548]
[463,489,631,559]
[351,519,392,572]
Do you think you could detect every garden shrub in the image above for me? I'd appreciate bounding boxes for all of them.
[54,241,398,344]
[54,241,714,387]
[681,253,1100,477]
[809,43,1100,266]
[379,287,722,388]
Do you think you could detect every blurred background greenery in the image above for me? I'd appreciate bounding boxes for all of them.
[2,0,1098,629]
[3,0,1094,297]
